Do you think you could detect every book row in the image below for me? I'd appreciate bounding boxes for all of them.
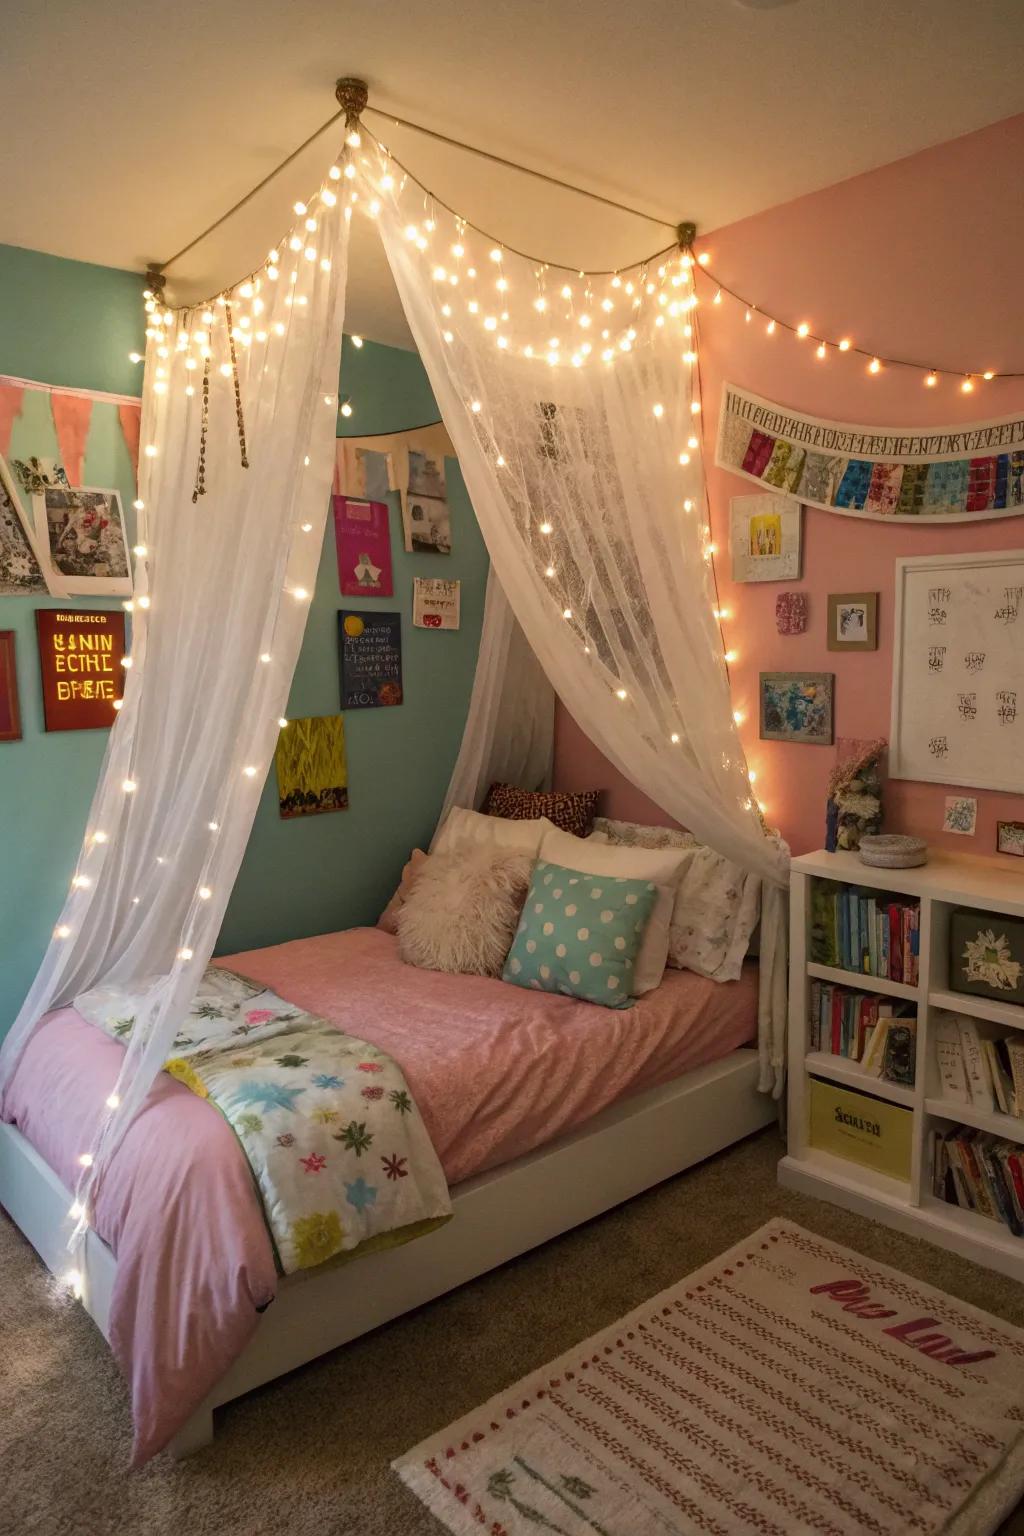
[934,1013,1024,1118]
[810,881,920,985]
[809,981,917,1086]
[932,1127,1024,1238]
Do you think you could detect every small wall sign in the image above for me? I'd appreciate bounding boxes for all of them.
[35,607,125,731]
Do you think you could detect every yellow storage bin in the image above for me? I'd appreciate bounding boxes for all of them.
[808,1076,913,1182]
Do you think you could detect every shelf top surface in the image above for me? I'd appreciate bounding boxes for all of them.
[793,848,1024,910]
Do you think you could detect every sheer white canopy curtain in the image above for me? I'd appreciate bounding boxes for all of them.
[357,134,790,1092]
[0,138,352,1247]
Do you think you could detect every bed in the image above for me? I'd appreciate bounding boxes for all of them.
[0,925,774,1463]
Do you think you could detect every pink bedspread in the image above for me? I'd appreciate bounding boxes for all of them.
[2,927,756,1464]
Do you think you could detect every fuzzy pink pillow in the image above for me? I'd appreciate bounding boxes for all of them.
[377,849,429,935]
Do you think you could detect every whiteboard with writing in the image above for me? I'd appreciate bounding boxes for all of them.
[890,550,1024,792]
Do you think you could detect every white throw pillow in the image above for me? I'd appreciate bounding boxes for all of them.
[396,848,533,977]
[537,827,687,993]
[433,806,556,859]
[594,816,761,981]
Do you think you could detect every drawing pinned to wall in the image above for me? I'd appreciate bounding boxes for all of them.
[275,715,349,819]
[413,577,461,630]
[996,820,1024,858]
[32,486,132,597]
[890,550,1024,793]
[0,631,20,741]
[759,671,834,745]
[717,383,1024,521]
[827,592,878,652]
[729,494,801,582]
[337,441,394,502]
[35,608,125,731]
[943,796,978,836]
[0,454,49,595]
[333,496,393,597]
[338,611,403,709]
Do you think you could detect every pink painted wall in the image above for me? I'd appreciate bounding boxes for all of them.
[554,114,1024,857]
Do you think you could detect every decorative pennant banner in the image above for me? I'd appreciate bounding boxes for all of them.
[717,383,1024,522]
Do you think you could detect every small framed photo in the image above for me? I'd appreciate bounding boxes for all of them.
[827,592,878,651]
[997,820,1024,858]
[759,671,834,745]
[729,494,801,583]
[943,795,977,836]
[0,630,20,741]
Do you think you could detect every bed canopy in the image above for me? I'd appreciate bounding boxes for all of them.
[0,86,789,1268]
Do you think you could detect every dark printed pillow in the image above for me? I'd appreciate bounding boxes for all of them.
[482,782,600,838]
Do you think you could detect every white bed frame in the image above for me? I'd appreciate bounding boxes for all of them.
[0,1047,773,1457]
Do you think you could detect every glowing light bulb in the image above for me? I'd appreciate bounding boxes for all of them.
[713,290,722,306]
[113,699,123,711]
[470,400,482,412]
[489,248,502,263]
[983,370,995,381]
[91,831,108,845]
[106,1092,120,1109]
[129,351,142,364]
[351,334,363,348]
[72,875,91,889]
[346,129,361,148]
[816,344,826,359]
[766,320,776,336]
[198,886,212,901]
[670,732,680,744]
[724,650,738,664]
[562,608,572,620]
[838,338,851,352]
[652,403,664,418]
[122,778,137,793]
[78,1153,93,1168]
[544,564,556,578]
[121,656,132,669]
[868,357,881,374]
[961,377,974,393]
[55,924,71,939]
[343,163,356,180]
[293,201,307,216]
[924,372,938,388]
[539,521,553,535]
[137,595,151,610]
[178,947,194,961]
[243,765,258,778]
[69,1201,84,1220]
[144,445,157,458]
[615,688,627,700]
[678,452,691,466]
[733,710,744,724]
[321,188,337,207]
[278,717,289,729]
[796,323,810,339]
[340,401,353,417]
[292,586,310,601]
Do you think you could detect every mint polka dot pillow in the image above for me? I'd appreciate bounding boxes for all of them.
[502,860,659,1009]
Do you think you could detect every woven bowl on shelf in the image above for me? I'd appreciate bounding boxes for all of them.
[857,834,929,869]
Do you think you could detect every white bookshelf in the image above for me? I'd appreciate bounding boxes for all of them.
[778,847,1024,1283]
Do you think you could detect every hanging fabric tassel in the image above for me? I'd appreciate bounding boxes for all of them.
[192,354,210,502]
[224,301,249,470]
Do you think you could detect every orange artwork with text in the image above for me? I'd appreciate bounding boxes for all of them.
[35,608,126,731]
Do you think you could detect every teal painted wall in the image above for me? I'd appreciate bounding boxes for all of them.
[0,247,487,1034]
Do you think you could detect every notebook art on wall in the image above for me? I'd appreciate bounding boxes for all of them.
[0,453,48,594]
[718,383,1024,521]
[338,611,403,708]
[275,714,349,818]
[333,495,393,597]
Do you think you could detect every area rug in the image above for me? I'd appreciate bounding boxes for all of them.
[395,1218,1024,1535]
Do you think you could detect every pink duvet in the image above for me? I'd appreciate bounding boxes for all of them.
[1,927,756,1464]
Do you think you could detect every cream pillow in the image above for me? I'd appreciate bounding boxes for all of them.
[396,848,533,976]
[433,806,556,859]
[537,826,687,993]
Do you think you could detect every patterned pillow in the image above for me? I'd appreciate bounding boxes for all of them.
[502,860,658,1009]
[594,817,760,981]
[482,783,600,838]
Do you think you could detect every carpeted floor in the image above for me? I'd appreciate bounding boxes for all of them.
[3,1124,1024,1536]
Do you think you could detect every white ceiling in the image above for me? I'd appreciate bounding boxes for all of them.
[4,0,1023,348]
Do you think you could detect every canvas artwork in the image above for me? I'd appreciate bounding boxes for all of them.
[775,591,808,635]
[828,592,878,651]
[333,496,393,598]
[412,577,461,630]
[729,494,801,583]
[0,454,49,595]
[275,714,348,819]
[759,671,834,745]
[34,487,132,597]
[943,795,978,836]
[996,820,1024,858]
[0,631,20,741]
[338,611,403,709]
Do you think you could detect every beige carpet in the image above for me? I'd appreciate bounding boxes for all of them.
[3,1125,1024,1536]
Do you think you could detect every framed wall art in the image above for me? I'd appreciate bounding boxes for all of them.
[0,630,20,741]
[759,671,834,745]
[890,549,1024,792]
[35,607,126,731]
[729,493,802,583]
[996,821,1024,858]
[827,592,878,651]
